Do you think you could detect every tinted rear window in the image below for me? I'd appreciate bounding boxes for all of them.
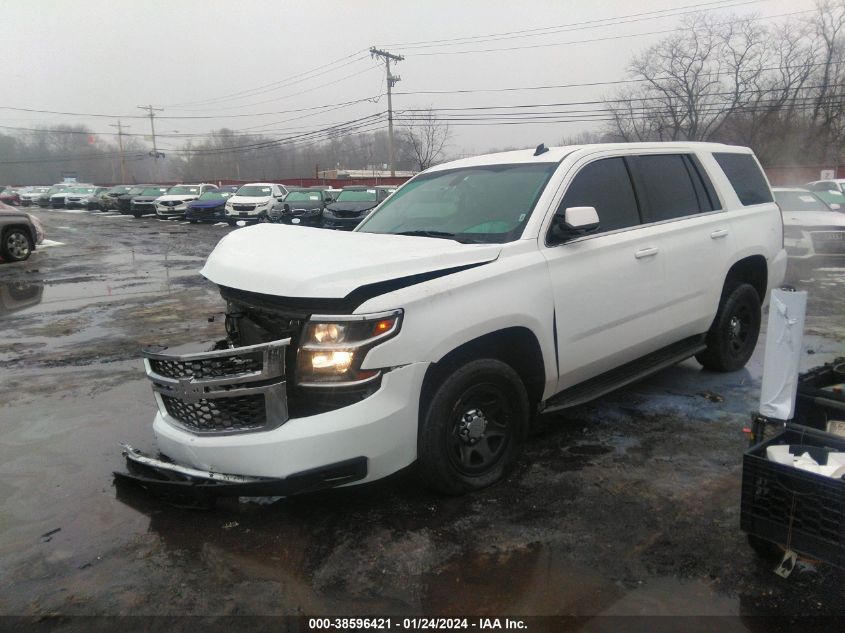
[558,157,640,232]
[713,153,773,206]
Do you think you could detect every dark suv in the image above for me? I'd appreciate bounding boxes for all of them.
[321,186,395,230]
[269,188,333,226]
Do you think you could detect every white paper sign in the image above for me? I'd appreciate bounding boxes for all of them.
[759,289,807,420]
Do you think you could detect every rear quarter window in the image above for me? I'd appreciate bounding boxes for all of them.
[713,153,773,206]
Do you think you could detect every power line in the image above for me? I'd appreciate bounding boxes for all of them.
[381,0,768,50]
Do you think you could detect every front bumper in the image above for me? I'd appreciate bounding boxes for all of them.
[156,205,186,217]
[115,444,368,499]
[151,361,425,484]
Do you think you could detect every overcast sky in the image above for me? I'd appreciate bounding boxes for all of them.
[3,0,818,159]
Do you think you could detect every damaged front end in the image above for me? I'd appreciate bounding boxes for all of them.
[115,316,371,502]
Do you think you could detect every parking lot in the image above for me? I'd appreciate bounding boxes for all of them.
[0,207,844,623]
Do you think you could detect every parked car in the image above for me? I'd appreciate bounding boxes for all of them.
[224,183,287,225]
[37,183,73,208]
[774,187,845,263]
[50,183,93,209]
[116,185,152,214]
[0,187,21,206]
[321,185,395,230]
[185,189,236,224]
[65,185,106,209]
[121,142,786,498]
[19,186,50,207]
[804,179,845,194]
[155,183,218,219]
[269,188,330,226]
[0,201,44,263]
[130,186,170,218]
[101,185,136,211]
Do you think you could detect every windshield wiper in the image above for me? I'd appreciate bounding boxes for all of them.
[396,230,457,239]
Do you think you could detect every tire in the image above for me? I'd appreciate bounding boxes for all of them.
[696,282,761,372]
[189,219,198,224]
[227,219,237,227]
[417,358,529,495]
[132,212,142,218]
[1,227,33,262]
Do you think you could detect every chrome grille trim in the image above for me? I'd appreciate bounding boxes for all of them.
[142,338,290,435]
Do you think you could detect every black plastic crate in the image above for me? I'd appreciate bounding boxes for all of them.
[795,357,845,432]
[741,425,845,569]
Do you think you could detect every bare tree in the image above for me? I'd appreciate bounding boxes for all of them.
[402,108,451,171]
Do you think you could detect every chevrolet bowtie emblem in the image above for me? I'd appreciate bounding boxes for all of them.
[174,377,205,403]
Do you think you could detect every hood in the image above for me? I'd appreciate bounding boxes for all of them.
[783,211,845,228]
[50,192,69,199]
[201,225,502,298]
[228,195,275,204]
[326,201,377,214]
[188,199,226,209]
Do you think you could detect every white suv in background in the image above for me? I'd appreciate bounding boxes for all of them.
[224,182,287,225]
[155,183,218,218]
[124,142,786,498]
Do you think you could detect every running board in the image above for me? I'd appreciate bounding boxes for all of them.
[541,335,707,412]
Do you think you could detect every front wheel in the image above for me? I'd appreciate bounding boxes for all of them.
[226,219,237,227]
[417,359,529,495]
[696,283,761,372]
[1,228,33,262]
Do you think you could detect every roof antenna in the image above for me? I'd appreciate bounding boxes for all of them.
[534,143,549,156]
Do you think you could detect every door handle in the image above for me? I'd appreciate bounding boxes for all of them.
[635,247,659,259]
[710,229,729,239]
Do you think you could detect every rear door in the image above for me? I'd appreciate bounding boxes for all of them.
[626,152,733,340]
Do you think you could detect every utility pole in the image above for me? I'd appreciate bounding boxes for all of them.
[138,104,164,180]
[370,47,404,177]
[108,120,129,184]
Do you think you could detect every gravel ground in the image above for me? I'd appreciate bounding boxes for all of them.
[0,207,843,627]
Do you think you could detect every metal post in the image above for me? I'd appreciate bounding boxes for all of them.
[370,47,404,178]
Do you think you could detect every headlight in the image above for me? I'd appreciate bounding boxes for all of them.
[79,197,89,204]
[296,310,402,386]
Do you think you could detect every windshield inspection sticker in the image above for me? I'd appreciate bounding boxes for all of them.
[799,195,816,202]
[518,213,526,222]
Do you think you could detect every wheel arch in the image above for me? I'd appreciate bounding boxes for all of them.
[723,254,767,300]
[1,222,36,249]
[419,326,546,419]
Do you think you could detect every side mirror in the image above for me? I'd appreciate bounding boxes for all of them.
[551,206,600,242]
[324,195,333,202]
[830,203,841,210]
[283,203,290,212]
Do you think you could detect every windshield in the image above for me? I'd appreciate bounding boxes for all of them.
[285,191,322,202]
[168,185,200,195]
[198,191,229,201]
[236,185,273,197]
[337,189,377,202]
[358,163,557,243]
[774,191,829,212]
[127,186,145,195]
[70,187,95,194]
[141,187,167,196]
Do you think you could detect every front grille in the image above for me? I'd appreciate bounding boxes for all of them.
[161,200,181,207]
[234,204,256,211]
[335,210,362,218]
[143,338,289,434]
[161,394,266,432]
[812,232,845,254]
[149,350,263,380]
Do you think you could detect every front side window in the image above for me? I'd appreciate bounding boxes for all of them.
[713,152,773,206]
[556,157,640,233]
[358,163,556,244]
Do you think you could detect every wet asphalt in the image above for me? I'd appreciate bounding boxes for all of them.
[0,207,844,625]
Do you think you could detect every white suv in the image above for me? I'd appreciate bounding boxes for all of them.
[124,142,786,497]
[155,183,218,218]
[224,183,287,225]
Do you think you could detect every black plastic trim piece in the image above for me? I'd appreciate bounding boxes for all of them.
[113,456,368,500]
[219,261,491,317]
